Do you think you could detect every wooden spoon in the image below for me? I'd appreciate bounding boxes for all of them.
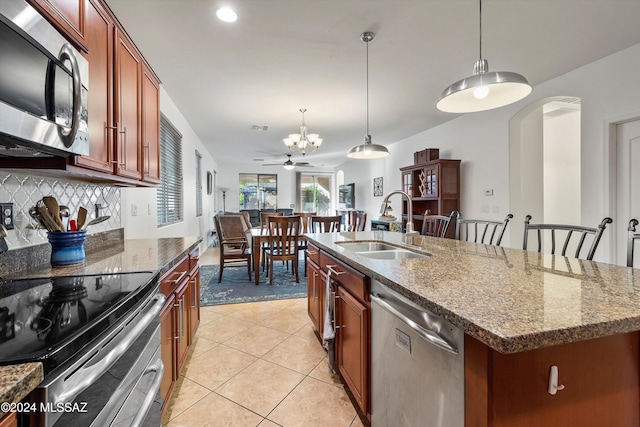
[77,207,88,231]
[37,205,63,232]
[42,196,65,231]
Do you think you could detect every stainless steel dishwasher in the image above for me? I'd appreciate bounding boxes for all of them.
[370,280,464,427]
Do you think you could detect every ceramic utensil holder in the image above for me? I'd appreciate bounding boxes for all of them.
[47,230,86,267]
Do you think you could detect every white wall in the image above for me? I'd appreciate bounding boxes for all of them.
[336,42,640,263]
[121,86,219,253]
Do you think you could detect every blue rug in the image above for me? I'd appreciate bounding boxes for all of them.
[199,262,308,306]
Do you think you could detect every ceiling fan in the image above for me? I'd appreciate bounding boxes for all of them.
[262,154,313,170]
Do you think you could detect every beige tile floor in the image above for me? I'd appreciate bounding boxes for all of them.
[161,247,365,427]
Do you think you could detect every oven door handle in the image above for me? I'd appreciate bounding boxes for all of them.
[130,361,164,427]
[53,293,166,405]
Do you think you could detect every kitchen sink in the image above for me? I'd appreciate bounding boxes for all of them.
[358,250,429,260]
[336,241,429,260]
[336,241,400,252]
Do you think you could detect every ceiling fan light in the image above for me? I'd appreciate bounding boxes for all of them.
[283,164,295,170]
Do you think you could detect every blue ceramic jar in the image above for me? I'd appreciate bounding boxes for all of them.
[47,230,86,267]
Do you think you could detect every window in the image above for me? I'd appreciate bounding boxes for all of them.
[195,150,202,217]
[297,173,332,215]
[157,114,183,226]
[239,174,277,209]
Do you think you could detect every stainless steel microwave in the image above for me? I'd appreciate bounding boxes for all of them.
[0,0,89,158]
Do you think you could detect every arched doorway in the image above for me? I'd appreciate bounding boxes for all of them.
[509,97,581,249]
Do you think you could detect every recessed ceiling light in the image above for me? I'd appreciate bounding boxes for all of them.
[216,7,237,23]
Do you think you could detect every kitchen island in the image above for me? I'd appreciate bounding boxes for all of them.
[307,231,640,426]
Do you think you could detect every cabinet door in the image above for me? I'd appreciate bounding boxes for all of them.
[175,279,190,373]
[141,66,160,183]
[336,286,369,415]
[28,0,85,48]
[114,29,142,179]
[307,259,324,332]
[188,266,200,344]
[159,293,176,406]
[73,0,114,173]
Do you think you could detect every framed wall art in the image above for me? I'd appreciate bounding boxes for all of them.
[373,176,383,197]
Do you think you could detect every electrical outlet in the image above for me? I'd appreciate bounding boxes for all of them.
[1,203,14,230]
[484,189,494,196]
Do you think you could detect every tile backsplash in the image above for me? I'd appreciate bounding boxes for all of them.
[0,172,121,250]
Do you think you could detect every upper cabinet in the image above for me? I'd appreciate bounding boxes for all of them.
[23,0,162,186]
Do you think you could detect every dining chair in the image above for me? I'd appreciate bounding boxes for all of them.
[264,215,301,285]
[421,210,457,237]
[259,211,284,271]
[455,213,513,246]
[353,211,367,231]
[311,215,342,233]
[213,215,252,283]
[523,215,613,260]
[627,219,640,267]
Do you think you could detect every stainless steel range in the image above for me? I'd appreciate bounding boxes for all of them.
[0,271,164,427]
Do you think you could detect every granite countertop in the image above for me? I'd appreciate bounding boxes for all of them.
[0,236,201,406]
[5,236,201,280]
[307,231,640,354]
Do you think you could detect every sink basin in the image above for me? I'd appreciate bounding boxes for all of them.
[336,242,399,252]
[358,250,429,260]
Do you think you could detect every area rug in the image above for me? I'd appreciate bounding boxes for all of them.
[199,262,308,306]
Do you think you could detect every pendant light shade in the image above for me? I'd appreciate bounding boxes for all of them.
[347,32,389,159]
[437,0,531,113]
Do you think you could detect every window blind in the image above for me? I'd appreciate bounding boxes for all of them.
[157,115,183,226]
[195,150,202,217]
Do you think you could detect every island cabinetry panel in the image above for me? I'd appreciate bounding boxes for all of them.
[465,332,640,426]
[400,159,460,236]
[318,250,370,419]
[306,258,325,333]
[159,254,201,412]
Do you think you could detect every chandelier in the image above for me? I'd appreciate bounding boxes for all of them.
[283,108,322,156]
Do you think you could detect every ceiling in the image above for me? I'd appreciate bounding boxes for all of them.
[105,0,640,170]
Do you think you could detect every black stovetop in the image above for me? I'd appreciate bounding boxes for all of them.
[0,271,158,373]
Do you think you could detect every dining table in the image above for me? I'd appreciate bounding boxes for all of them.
[249,227,307,284]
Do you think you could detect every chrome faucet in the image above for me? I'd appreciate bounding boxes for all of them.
[380,190,419,235]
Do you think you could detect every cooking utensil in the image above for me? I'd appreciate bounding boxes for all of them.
[81,215,110,230]
[77,207,88,231]
[37,205,63,232]
[42,196,65,231]
[59,205,70,231]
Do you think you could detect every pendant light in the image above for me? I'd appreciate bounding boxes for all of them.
[347,32,389,159]
[436,0,532,113]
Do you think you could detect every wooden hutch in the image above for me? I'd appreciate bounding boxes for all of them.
[400,149,460,236]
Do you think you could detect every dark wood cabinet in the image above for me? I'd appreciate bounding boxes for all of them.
[27,0,86,51]
[400,158,461,235]
[336,285,368,415]
[21,0,161,186]
[114,29,142,180]
[307,258,324,333]
[159,292,176,405]
[73,0,114,173]
[159,252,201,412]
[142,66,161,183]
[308,248,370,420]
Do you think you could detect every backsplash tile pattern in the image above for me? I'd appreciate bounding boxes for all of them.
[0,172,121,250]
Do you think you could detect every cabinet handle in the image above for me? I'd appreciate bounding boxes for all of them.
[326,265,346,276]
[174,300,181,340]
[118,123,127,168]
[105,123,119,164]
[190,277,197,309]
[169,271,187,285]
[307,250,317,256]
[144,143,150,175]
[331,291,341,329]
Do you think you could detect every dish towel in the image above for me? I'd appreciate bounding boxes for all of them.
[322,270,335,373]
